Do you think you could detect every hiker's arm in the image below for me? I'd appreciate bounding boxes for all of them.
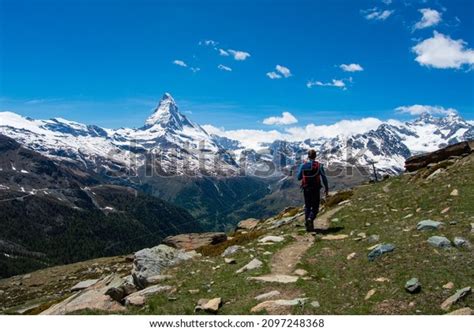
[320,165,329,193]
[297,164,304,180]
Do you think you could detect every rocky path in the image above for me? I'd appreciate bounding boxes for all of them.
[271,234,314,275]
[314,206,343,231]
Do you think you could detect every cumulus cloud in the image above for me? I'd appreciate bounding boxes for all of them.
[276,65,292,78]
[363,8,394,21]
[227,49,251,61]
[340,63,364,72]
[217,64,232,72]
[173,60,187,67]
[307,78,350,89]
[219,49,229,56]
[199,40,218,47]
[262,112,298,126]
[414,8,442,30]
[412,31,474,69]
[395,104,457,116]
[190,67,200,73]
[266,72,282,79]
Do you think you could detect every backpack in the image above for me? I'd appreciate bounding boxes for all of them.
[301,161,321,189]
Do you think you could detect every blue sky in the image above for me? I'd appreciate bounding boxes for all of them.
[0,0,473,131]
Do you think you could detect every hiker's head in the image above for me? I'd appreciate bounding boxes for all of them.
[308,149,317,160]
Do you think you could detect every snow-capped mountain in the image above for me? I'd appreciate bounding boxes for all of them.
[0,93,473,177]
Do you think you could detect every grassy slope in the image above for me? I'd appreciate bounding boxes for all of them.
[137,154,473,315]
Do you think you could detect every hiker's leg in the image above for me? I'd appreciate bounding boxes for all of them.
[311,190,321,221]
[303,189,314,231]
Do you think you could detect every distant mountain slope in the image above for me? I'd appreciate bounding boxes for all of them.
[0,135,201,278]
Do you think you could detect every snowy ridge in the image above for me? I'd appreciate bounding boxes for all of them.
[0,93,473,176]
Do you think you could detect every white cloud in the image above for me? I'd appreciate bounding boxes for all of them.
[307,78,349,89]
[173,60,187,67]
[412,31,474,69]
[199,40,218,47]
[203,117,385,150]
[190,67,200,73]
[395,104,457,116]
[363,8,394,21]
[219,49,229,56]
[275,65,292,78]
[414,8,442,30]
[217,64,232,72]
[228,49,251,61]
[266,72,282,79]
[340,63,364,72]
[263,112,298,125]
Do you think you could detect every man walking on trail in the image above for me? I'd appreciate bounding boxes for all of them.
[297,149,329,232]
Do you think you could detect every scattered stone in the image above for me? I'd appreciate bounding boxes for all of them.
[145,275,173,286]
[426,168,445,180]
[471,223,474,233]
[124,285,176,307]
[357,232,367,239]
[427,236,451,249]
[250,298,307,314]
[235,258,262,274]
[374,277,390,283]
[403,214,413,219]
[367,235,380,243]
[132,244,196,289]
[189,289,200,294]
[237,218,259,231]
[224,258,236,264]
[221,245,242,257]
[321,234,349,241]
[450,189,459,196]
[195,297,222,313]
[453,237,470,248]
[346,252,357,260]
[248,274,299,284]
[446,307,473,315]
[405,278,421,294]
[368,244,395,261]
[263,251,272,256]
[441,287,471,311]
[443,282,454,290]
[441,207,450,214]
[365,289,376,300]
[449,221,457,225]
[258,236,285,243]
[254,290,281,301]
[416,220,443,231]
[163,232,227,251]
[22,274,31,280]
[331,218,339,223]
[310,301,320,308]
[71,279,99,292]
[293,269,308,277]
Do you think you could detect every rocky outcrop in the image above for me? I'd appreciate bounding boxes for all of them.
[405,140,473,172]
[124,285,176,307]
[132,245,197,289]
[163,232,227,251]
[236,218,259,231]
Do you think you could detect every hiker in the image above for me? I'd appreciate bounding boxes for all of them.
[297,149,329,232]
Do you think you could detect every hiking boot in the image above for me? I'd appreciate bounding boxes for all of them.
[305,218,315,232]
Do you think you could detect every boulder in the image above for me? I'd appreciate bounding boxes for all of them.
[441,287,471,311]
[41,275,126,315]
[195,297,222,313]
[254,290,281,301]
[367,244,395,261]
[163,232,227,251]
[248,274,299,284]
[70,279,99,292]
[132,244,197,289]
[453,237,470,248]
[237,218,259,231]
[235,258,262,274]
[124,285,176,307]
[427,236,451,249]
[258,236,285,243]
[405,141,473,172]
[416,220,443,231]
[405,278,421,294]
[250,298,308,314]
[221,245,242,257]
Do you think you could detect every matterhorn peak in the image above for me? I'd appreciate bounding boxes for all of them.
[144,93,182,127]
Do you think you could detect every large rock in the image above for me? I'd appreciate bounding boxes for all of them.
[195,297,222,313]
[453,237,470,248]
[70,279,99,292]
[41,275,126,315]
[254,290,281,301]
[427,236,451,249]
[235,258,263,274]
[221,245,242,257]
[124,285,176,307]
[132,244,197,289]
[237,218,259,231]
[440,287,471,311]
[405,141,473,172]
[250,298,308,314]
[258,236,285,243]
[416,220,443,231]
[163,232,227,251]
[367,243,395,261]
